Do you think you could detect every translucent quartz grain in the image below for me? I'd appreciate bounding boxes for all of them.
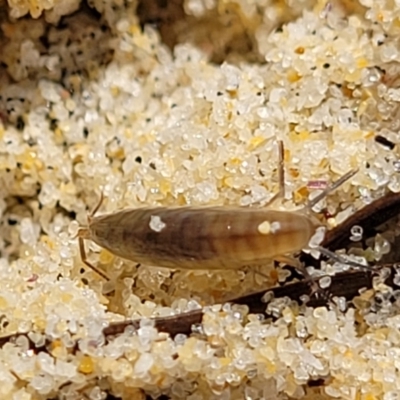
[350,225,363,241]
[374,234,391,260]
[19,218,40,246]
[318,276,332,289]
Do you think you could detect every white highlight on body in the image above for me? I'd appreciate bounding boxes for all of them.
[149,215,167,232]
[257,220,281,235]
[270,221,281,233]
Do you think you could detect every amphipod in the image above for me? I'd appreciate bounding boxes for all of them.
[77,142,360,280]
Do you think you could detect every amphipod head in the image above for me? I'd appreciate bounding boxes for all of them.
[76,226,91,240]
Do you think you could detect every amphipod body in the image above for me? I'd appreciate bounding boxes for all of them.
[78,207,318,272]
[77,141,360,280]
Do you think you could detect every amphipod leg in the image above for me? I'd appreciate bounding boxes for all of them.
[76,192,109,280]
[89,192,104,219]
[314,246,373,271]
[78,229,110,281]
[306,168,359,209]
[274,255,324,298]
[273,140,285,202]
